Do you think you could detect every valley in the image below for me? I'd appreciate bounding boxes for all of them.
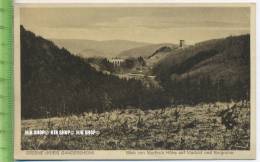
[20,25,251,150]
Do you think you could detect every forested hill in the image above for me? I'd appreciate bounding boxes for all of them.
[118,43,177,58]
[153,34,250,103]
[21,26,167,119]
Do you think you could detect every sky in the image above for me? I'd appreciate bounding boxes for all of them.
[20,7,250,44]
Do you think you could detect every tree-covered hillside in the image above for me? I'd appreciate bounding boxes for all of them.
[153,35,250,104]
[21,26,168,119]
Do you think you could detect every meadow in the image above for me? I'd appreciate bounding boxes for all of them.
[21,101,250,150]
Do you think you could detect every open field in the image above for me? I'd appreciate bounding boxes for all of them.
[21,102,250,150]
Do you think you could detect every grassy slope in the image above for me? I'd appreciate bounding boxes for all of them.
[22,102,250,150]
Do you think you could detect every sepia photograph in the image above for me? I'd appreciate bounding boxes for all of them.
[14,3,256,160]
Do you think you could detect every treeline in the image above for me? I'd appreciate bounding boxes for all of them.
[85,57,116,72]
[21,26,168,119]
[165,75,249,105]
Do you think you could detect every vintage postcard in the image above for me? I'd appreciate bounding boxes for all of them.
[14,3,256,160]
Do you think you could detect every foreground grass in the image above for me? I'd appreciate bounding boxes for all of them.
[22,102,250,150]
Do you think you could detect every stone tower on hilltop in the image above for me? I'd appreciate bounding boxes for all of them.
[179,40,185,48]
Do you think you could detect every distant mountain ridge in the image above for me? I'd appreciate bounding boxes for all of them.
[118,43,178,58]
[52,39,151,58]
